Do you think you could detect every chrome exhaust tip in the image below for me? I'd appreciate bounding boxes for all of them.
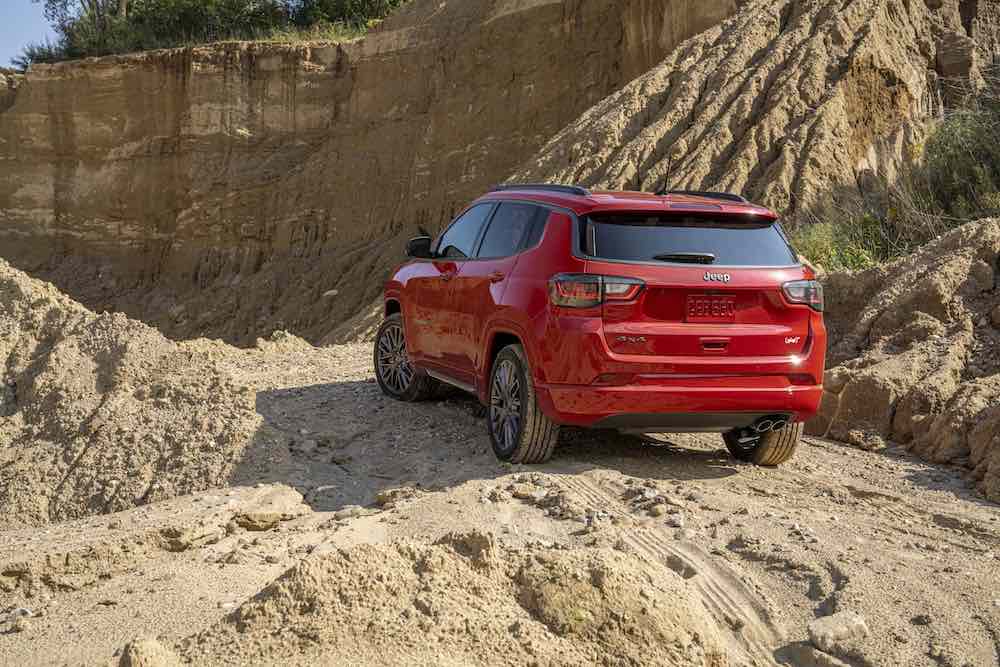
[770,420,788,432]
[753,419,774,434]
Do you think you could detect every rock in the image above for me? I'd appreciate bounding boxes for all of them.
[117,638,184,667]
[234,486,309,531]
[648,504,668,517]
[374,487,419,509]
[808,611,870,656]
[8,609,32,633]
[334,505,365,521]
[666,515,685,528]
[910,614,932,626]
[991,305,1000,329]
[509,483,539,501]
[234,512,282,532]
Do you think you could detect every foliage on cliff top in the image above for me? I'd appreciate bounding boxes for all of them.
[13,0,407,67]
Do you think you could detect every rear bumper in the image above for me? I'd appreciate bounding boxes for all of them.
[535,378,823,430]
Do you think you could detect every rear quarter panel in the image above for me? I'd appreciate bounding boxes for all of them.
[478,210,581,396]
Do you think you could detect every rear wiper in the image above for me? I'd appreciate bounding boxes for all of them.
[652,252,717,264]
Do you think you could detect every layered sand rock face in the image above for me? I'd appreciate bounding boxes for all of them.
[512,0,986,216]
[0,0,741,346]
[808,220,1000,502]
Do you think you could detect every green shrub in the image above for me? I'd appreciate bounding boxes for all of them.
[14,0,406,66]
[791,67,1000,272]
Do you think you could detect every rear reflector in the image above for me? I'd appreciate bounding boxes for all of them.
[549,274,645,308]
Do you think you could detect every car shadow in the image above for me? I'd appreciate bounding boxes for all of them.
[228,380,740,514]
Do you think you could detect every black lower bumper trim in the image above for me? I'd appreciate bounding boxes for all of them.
[592,412,793,433]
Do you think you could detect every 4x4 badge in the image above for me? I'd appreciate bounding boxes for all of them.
[704,272,731,283]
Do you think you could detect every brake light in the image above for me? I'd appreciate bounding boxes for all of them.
[782,280,824,312]
[548,274,645,308]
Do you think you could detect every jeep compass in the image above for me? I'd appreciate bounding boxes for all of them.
[375,184,826,465]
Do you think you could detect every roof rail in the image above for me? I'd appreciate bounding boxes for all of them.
[491,183,591,197]
[665,190,748,204]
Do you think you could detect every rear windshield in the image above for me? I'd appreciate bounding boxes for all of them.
[583,213,797,266]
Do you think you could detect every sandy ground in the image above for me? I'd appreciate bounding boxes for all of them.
[1,342,997,666]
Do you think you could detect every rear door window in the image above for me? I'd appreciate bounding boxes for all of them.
[476,203,542,259]
[584,213,797,266]
[436,204,495,259]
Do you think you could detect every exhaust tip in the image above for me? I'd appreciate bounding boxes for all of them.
[750,415,790,433]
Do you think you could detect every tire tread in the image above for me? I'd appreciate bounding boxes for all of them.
[491,344,559,464]
[724,422,802,466]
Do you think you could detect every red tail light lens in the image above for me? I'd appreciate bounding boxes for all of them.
[548,274,645,308]
[782,280,824,312]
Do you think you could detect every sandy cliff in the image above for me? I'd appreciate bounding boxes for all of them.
[513,0,997,217]
[0,0,741,345]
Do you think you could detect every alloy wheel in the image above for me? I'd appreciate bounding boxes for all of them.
[490,359,522,450]
[376,322,414,394]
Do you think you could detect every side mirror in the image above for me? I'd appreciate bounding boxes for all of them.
[406,236,434,259]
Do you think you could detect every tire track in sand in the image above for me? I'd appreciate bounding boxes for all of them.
[555,473,783,666]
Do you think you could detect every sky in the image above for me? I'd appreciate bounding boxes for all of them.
[1,0,57,68]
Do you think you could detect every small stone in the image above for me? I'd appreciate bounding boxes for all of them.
[808,611,870,655]
[648,503,668,517]
[991,305,1000,329]
[910,614,932,626]
[509,483,539,501]
[334,505,364,521]
[666,515,685,528]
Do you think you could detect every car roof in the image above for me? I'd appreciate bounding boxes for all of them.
[476,186,779,220]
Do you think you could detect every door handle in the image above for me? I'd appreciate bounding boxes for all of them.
[488,271,505,283]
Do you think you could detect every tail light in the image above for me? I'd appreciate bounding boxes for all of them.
[782,280,824,312]
[548,274,645,308]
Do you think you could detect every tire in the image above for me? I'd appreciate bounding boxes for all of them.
[487,344,559,464]
[373,313,437,402]
[723,421,802,466]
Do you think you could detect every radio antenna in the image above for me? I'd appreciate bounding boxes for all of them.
[656,151,675,196]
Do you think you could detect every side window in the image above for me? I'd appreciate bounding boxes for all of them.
[522,209,548,249]
[476,203,541,259]
[436,204,494,259]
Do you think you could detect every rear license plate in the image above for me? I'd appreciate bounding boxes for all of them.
[686,295,736,322]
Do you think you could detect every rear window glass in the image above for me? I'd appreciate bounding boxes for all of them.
[583,213,797,266]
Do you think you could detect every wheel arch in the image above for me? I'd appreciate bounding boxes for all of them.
[480,325,533,402]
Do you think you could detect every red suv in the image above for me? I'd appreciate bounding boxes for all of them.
[376,185,826,465]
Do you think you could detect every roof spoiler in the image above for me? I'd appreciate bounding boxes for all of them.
[664,190,748,204]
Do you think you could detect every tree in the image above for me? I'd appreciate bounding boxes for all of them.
[15,0,405,67]
[31,0,128,57]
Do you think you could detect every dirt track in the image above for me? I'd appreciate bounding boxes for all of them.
[2,340,998,666]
